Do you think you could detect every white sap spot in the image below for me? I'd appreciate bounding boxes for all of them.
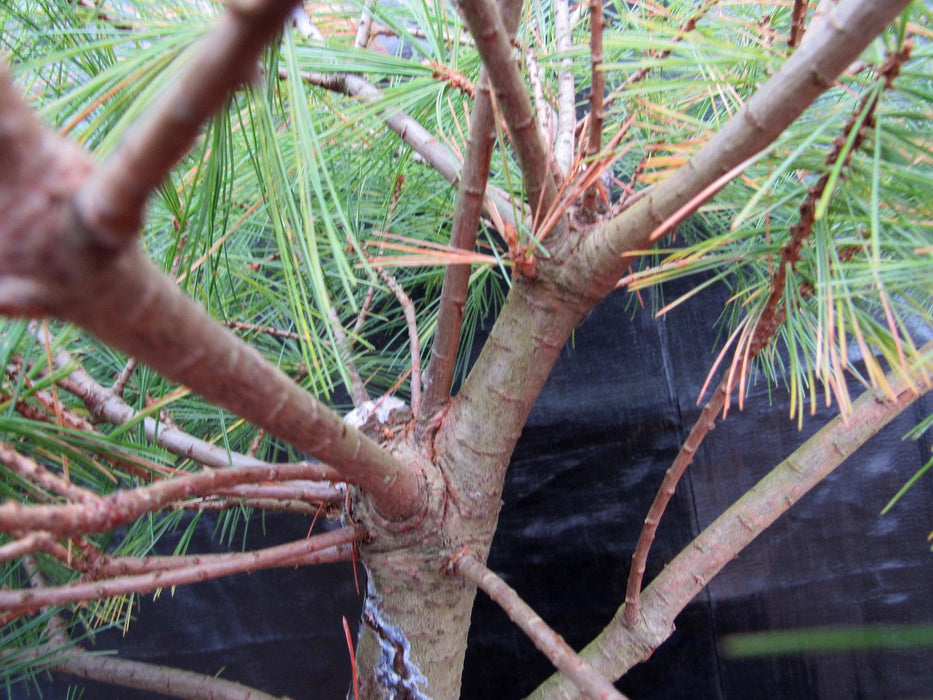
[344,397,408,428]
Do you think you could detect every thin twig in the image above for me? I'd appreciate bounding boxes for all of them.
[622,37,914,626]
[0,526,360,622]
[531,343,932,697]
[553,0,575,175]
[111,357,137,397]
[329,306,370,407]
[225,320,301,340]
[375,268,422,418]
[330,173,408,409]
[453,552,628,700]
[354,0,377,49]
[789,0,810,48]
[0,531,72,564]
[0,441,100,504]
[459,0,559,228]
[0,457,335,538]
[580,0,607,220]
[353,286,376,337]
[613,158,648,215]
[246,428,265,457]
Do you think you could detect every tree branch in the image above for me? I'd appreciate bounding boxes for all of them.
[110,357,137,398]
[0,531,72,564]
[525,41,556,156]
[458,0,559,229]
[530,342,933,698]
[621,36,913,624]
[210,481,343,505]
[284,67,517,227]
[0,450,333,538]
[0,526,360,621]
[353,0,377,49]
[51,652,293,700]
[0,433,99,503]
[375,268,423,418]
[79,527,354,579]
[621,379,729,627]
[577,0,912,295]
[553,0,575,175]
[580,0,607,220]
[177,495,329,515]
[22,552,293,699]
[328,306,370,408]
[75,0,302,243]
[420,0,523,423]
[0,64,422,520]
[453,552,627,700]
[790,0,811,48]
[418,70,496,420]
[39,330,342,480]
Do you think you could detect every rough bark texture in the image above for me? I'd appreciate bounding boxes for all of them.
[354,439,492,698]
[351,1,914,693]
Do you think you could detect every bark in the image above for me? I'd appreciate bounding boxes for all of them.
[371,0,912,694]
[577,0,912,292]
[0,525,358,620]
[354,274,594,697]
[0,62,422,521]
[51,653,290,700]
[0,0,919,697]
[458,0,559,225]
[353,439,482,699]
[455,553,627,700]
[421,0,524,422]
[530,341,932,698]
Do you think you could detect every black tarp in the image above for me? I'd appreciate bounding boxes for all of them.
[23,282,933,699]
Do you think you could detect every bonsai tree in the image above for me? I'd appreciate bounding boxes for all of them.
[0,0,929,696]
